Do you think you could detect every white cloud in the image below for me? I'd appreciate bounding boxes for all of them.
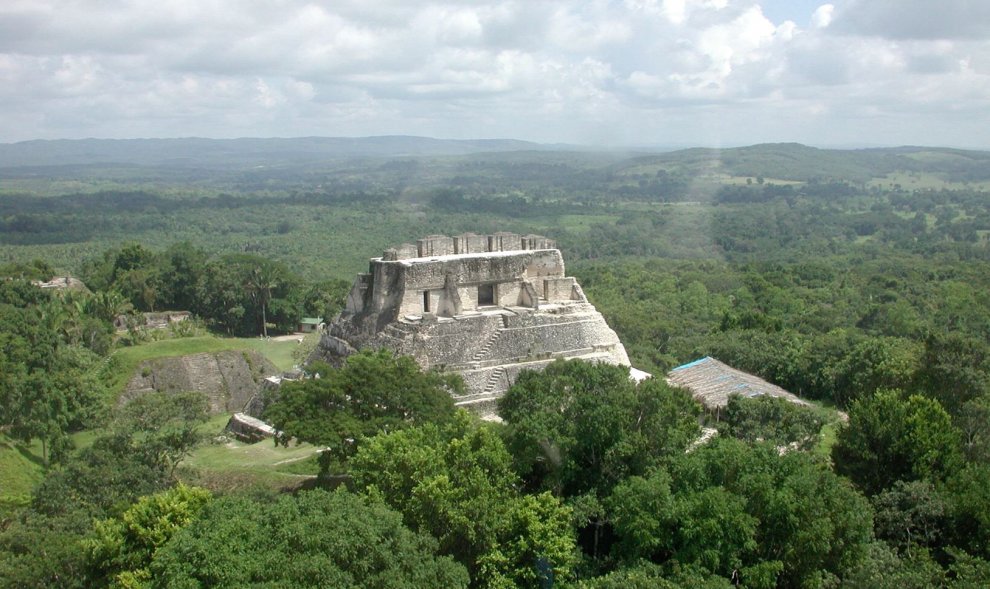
[811,4,833,29]
[0,0,987,146]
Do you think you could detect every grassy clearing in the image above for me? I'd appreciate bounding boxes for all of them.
[719,175,804,186]
[867,172,990,191]
[544,213,622,232]
[814,420,841,463]
[180,418,321,492]
[113,335,300,369]
[0,434,46,514]
[184,439,319,474]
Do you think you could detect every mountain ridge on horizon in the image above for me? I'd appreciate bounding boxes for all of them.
[0,136,988,179]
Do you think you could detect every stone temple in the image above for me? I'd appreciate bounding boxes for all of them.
[310,232,632,414]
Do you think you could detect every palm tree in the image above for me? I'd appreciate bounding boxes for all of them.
[246,264,279,337]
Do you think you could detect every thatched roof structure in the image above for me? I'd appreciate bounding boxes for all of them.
[666,356,808,412]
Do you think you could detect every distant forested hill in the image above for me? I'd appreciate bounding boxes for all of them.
[0,136,547,168]
[2,138,988,185]
[614,142,990,184]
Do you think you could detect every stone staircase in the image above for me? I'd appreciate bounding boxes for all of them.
[451,366,507,412]
[472,328,504,361]
[482,366,506,395]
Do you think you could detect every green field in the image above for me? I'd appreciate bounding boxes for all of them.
[181,415,321,491]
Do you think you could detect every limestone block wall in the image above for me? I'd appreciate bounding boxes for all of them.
[451,349,625,410]
[525,252,564,279]
[399,315,504,367]
[372,249,564,316]
[522,235,556,250]
[418,235,456,257]
[454,233,489,254]
[496,282,523,307]
[489,232,523,252]
[543,277,578,302]
[478,313,629,367]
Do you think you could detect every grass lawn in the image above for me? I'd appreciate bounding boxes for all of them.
[180,415,322,491]
[0,434,46,514]
[814,420,841,463]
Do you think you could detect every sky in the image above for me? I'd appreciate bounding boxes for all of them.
[1,0,988,148]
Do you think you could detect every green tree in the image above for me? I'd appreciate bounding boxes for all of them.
[0,288,109,464]
[577,561,732,588]
[720,394,829,450]
[300,278,350,320]
[30,432,174,520]
[85,484,212,588]
[0,508,93,589]
[156,242,207,312]
[608,470,760,580]
[245,261,280,337]
[608,439,873,587]
[943,464,990,560]
[843,542,946,589]
[197,253,301,335]
[957,396,990,462]
[350,415,577,587]
[832,336,920,408]
[833,390,964,495]
[497,360,700,498]
[114,392,209,476]
[264,350,459,467]
[29,393,206,521]
[0,258,55,281]
[871,480,948,554]
[914,332,990,417]
[150,489,469,588]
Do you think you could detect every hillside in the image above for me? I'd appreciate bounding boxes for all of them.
[614,143,990,184]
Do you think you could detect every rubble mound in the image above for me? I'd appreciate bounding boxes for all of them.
[121,350,279,414]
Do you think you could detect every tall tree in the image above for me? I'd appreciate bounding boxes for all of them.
[245,261,279,337]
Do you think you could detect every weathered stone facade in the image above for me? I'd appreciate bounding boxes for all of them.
[121,350,279,414]
[310,233,631,414]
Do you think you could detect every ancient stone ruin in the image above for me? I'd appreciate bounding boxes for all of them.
[122,350,279,414]
[310,232,632,414]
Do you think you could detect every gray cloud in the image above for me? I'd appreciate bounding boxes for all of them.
[830,0,990,40]
[0,0,987,147]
